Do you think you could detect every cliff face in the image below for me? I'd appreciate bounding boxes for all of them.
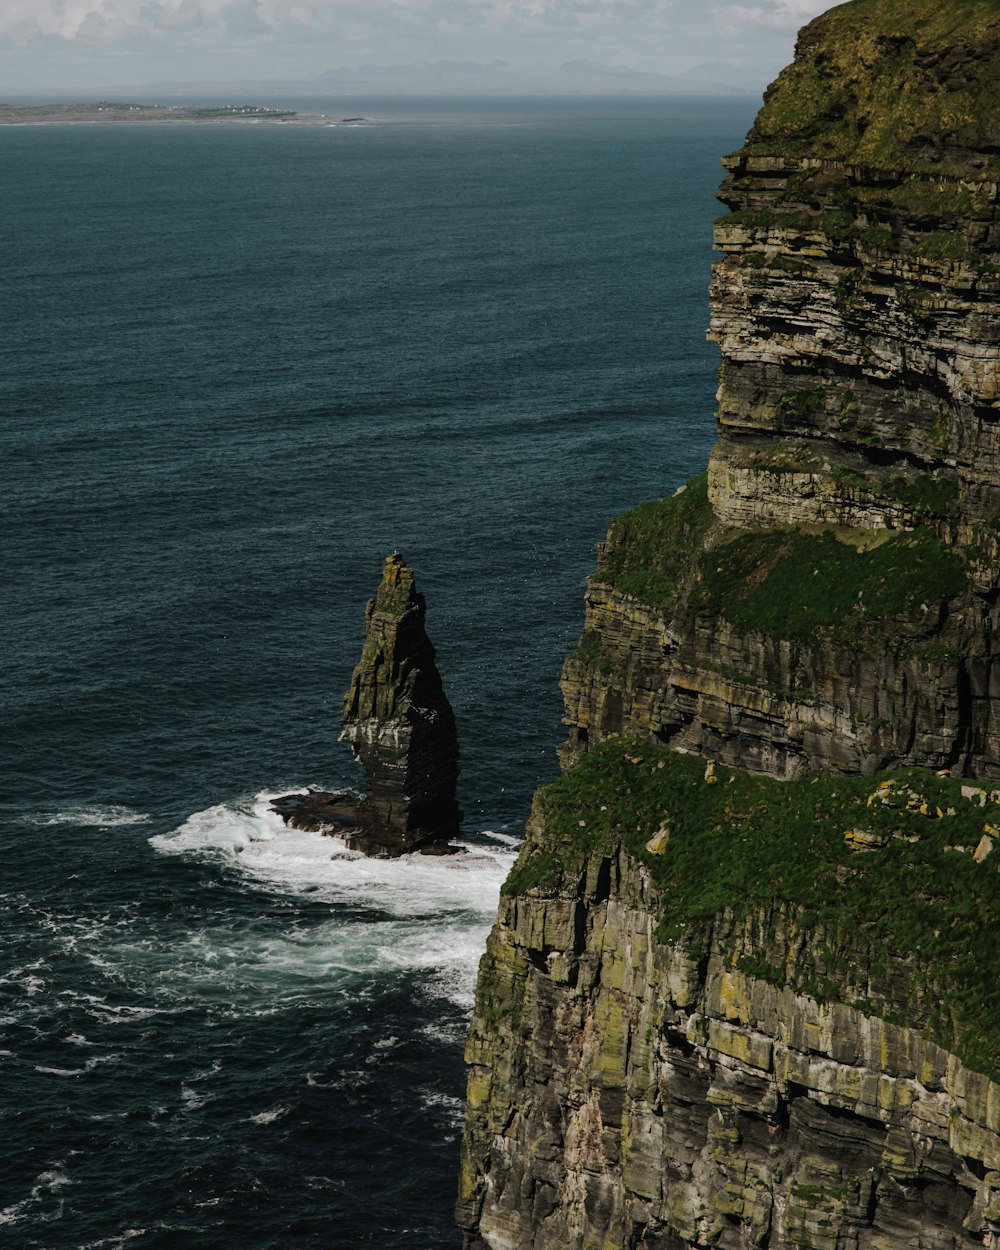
[460,2,1000,1246]
[560,0,1000,783]
[459,741,1000,1249]
[459,798,1000,1250]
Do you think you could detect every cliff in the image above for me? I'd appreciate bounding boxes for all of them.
[561,0,1000,782]
[460,1,1000,1246]
[459,744,1000,1250]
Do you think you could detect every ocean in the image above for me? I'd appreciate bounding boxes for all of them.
[2,96,757,1249]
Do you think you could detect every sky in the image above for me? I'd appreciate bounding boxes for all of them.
[0,0,841,96]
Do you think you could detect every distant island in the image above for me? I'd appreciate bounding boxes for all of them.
[0,102,362,126]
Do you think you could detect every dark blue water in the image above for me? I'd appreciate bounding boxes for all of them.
[2,97,756,1248]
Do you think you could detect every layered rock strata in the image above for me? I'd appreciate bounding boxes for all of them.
[461,2,1000,1246]
[559,0,1000,782]
[459,779,1000,1250]
[273,553,460,856]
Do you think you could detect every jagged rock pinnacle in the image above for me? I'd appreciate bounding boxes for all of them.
[340,552,461,853]
[271,553,461,857]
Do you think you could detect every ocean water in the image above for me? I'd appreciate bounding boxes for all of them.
[2,97,757,1248]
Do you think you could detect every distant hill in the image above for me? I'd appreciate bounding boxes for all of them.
[117,59,758,101]
[306,58,754,96]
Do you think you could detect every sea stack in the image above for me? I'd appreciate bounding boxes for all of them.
[272,553,461,857]
[340,552,461,854]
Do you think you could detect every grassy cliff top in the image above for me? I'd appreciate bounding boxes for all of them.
[743,0,1000,177]
[505,738,1000,1080]
[591,474,967,641]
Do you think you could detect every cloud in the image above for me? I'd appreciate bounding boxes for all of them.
[717,0,835,34]
[0,0,724,46]
[0,0,303,43]
[0,0,839,91]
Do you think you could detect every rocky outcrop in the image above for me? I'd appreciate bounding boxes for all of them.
[458,805,1000,1250]
[460,2,1000,1246]
[273,553,460,856]
[559,519,998,779]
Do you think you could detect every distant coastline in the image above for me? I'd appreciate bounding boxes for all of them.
[0,102,350,126]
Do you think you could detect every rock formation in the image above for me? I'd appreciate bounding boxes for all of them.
[559,0,1000,782]
[341,551,461,851]
[272,553,460,856]
[459,767,1000,1249]
[459,2,1000,1246]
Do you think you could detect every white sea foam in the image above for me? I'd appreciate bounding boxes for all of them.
[419,1020,468,1047]
[151,790,514,914]
[60,992,169,1026]
[246,1105,288,1125]
[419,1088,466,1126]
[6,972,46,995]
[34,1054,121,1077]
[0,1163,74,1227]
[147,789,519,1010]
[79,1227,163,1248]
[33,804,150,828]
[180,1085,210,1111]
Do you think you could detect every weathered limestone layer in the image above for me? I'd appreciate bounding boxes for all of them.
[560,563,994,780]
[458,828,1000,1250]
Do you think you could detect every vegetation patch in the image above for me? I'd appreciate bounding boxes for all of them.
[859,224,894,251]
[778,388,827,422]
[741,0,1000,179]
[883,473,959,519]
[596,470,966,635]
[896,283,936,314]
[741,252,817,278]
[856,177,980,221]
[569,629,621,677]
[692,527,965,642]
[828,467,959,523]
[916,231,970,263]
[749,441,824,474]
[595,473,714,612]
[503,737,1000,1078]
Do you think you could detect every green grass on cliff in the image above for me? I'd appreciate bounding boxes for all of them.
[503,737,1000,1079]
[694,527,965,642]
[744,0,1000,177]
[596,473,714,612]
[596,477,966,641]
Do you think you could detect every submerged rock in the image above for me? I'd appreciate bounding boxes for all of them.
[272,553,461,857]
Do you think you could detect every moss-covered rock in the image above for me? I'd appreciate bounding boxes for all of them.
[746,0,1000,177]
[507,737,1000,1078]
